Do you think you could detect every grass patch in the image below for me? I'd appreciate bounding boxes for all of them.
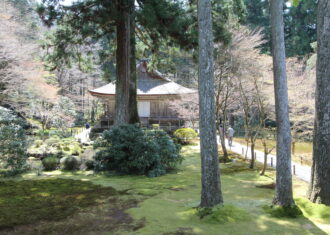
[296,197,330,223]
[0,178,117,229]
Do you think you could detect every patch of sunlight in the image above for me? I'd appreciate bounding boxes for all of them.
[314,222,330,234]
[192,227,203,233]
[186,164,197,170]
[76,194,86,200]
[177,208,196,221]
[38,192,50,197]
[80,178,91,181]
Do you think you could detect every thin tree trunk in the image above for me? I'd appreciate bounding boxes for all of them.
[114,0,139,125]
[198,0,223,207]
[270,0,294,206]
[218,125,229,161]
[249,142,255,169]
[261,151,268,176]
[308,0,330,206]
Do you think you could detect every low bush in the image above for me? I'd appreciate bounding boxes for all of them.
[173,128,198,144]
[60,156,81,171]
[85,160,95,170]
[42,156,59,171]
[94,124,182,177]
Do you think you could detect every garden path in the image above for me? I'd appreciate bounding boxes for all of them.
[75,128,91,144]
[217,136,312,182]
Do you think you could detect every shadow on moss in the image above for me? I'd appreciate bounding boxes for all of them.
[0,178,123,229]
[262,204,303,218]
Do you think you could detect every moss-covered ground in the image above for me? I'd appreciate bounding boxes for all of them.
[0,146,329,234]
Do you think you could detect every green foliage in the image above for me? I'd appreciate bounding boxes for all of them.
[174,128,198,144]
[0,107,28,176]
[61,156,81,171]
[85,160,95,170]
[244,0,317,56]
[262,204,303,218]
[0,178,117,228]
[94,124,182,177]
[196,205,250,223]
[42,156,59,171]
[152,124,160,129]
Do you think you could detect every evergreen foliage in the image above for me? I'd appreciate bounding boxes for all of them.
[0,107,28,176]
[37,0,246,73]
[61,156,81,171]
[244,0,316,56]
[94,124,182,177]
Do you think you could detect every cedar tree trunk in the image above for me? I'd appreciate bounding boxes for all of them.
[270,0,294,206]
[198,0,223,207]
[114,0,139,125]
[308,0,330,205]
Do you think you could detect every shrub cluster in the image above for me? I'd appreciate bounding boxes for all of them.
[94,124,182,177]
[60,156,81,171]
[173,128,198,144]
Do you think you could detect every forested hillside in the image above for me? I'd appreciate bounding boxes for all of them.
[0,0,105,126]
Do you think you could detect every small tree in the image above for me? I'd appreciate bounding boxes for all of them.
[0,107,28,176]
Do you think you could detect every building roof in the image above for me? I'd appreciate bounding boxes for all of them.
[89,62,197,96]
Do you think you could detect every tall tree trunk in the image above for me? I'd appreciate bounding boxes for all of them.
[270,0,294,206]
[308,0,330,206]
[114,0,139,125]
[198,0,223,207]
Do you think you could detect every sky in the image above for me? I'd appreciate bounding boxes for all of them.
[36,0,74,6]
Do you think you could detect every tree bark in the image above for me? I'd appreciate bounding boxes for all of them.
[249,142,255,169]
[218,125,229,161]
[270,0,294,206]
[308,0,330,206]
[198,0,223,207]
[114,0,139,125]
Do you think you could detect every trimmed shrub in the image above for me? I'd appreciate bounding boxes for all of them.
[60,156,81,171]
[94,124,182,177]
[152,124,160,129]
[42,156,59,171]
[173,128,198,144]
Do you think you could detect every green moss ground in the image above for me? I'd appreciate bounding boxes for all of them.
[1,146,329,234]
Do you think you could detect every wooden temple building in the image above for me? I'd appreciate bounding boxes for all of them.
[89,61,197,130]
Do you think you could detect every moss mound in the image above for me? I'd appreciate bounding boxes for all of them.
[262,204,303,218]
[196,205,250,224]
[0,178,117,229]
[295,197,330,223]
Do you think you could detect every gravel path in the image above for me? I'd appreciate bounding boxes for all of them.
[75,128,91,144]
